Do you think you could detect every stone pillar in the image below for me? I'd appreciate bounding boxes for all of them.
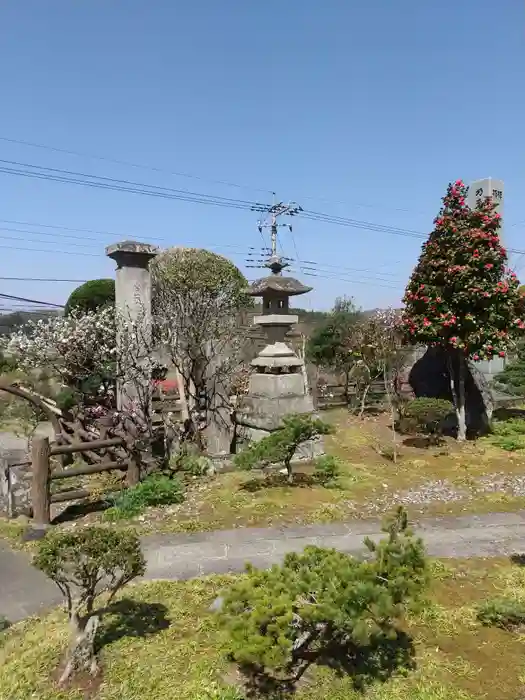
[105,241,159,418]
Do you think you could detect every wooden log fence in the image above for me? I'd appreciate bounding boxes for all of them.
[316,380,387,409]
[30,434,138,528]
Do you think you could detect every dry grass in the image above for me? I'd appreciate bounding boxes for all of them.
[4,408,525,544]
[1,558,525,699]
[99,409,525,534]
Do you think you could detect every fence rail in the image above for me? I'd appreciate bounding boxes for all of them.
[30,434,138,528]
[316,380,387,409]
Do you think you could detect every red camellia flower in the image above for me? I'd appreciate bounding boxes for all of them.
[499,351,505,358]
[485,263,493,270]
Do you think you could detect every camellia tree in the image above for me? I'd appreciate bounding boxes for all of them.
[400,180,523,440]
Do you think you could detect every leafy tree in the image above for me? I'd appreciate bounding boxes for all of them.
[64,279,115,316]
[33,527,145,684]
[235,413,332,483]
[217,507,427,691]
[152,247,251,446]
[400,180,523,440]
[307,296,361,402]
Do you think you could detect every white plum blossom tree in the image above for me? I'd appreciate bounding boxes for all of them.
[6,307,164,429]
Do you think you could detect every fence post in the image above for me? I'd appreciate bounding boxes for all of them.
[31,436,51,528]
[127,450,141,487]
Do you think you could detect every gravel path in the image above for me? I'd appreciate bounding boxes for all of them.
[2,509,525,623]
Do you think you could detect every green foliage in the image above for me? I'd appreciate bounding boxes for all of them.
[401,180,523,361]
[492,418,525,436]
[169,450,210,478]
[307,296,361,377]
[33,527,145,604]
[0,349,17,374]
[64,278,115,316]
[488,417,525,451]
[217,507,427,688]
[494,342,525,396]
[476,597,525,630]
[152,247,250,308]
[103,474,185,520]
[0,615,9,632]
[401,398,453,439]
[54,386,81,412]
[234,414,333,483]
[313,454,341,486]
[489,435,525,452]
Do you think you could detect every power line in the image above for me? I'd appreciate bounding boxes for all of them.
[301,270,402,291]
[0,292,64,308]
[0,276,89,283]
[0,158,268,211]
[0,243,99,257]
[3,134,525,232]
[2,157,523,257]
[0,135,274,195]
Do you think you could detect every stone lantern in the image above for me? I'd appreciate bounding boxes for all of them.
[236,254,324,459]
[246,255,312,373]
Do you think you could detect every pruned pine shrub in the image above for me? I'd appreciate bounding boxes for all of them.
[234,414,332,484]
[33,527,145,684]
[217,507,428,687]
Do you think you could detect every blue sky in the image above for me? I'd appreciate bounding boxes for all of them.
[0,0,523,311]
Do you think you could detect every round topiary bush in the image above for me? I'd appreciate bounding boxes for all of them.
[399,397,453,442]
[64,279,115,316]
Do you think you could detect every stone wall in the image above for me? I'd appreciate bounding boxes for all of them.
[0,448,31,517]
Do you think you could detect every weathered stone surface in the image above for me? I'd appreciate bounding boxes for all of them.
[254,314,299,327]
[407,346,495,435]
[238,394,316,431]
[106,239,157,419]
[249,373,306,399]
[105,240,159,263]
[0,445,31,517]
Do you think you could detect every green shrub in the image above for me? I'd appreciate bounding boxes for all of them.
[55,386,81,412]
[33,527,145,683]
[489,435,525,452]
[400,397,453,441]
[0,615,9,632]
[313,454,341,486]
[234,414,333,484]
[104,474,184,521]
[492,418,525,437]
[217,507,427,689]
[169,450,210,478]
[476,597,525,630]
[64,278,115,316]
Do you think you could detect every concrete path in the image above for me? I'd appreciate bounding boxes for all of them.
[3,510,525,623]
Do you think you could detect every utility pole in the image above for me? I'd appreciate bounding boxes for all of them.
[248,200,303,273]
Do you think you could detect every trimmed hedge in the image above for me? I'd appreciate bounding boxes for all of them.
[64,278,115,316]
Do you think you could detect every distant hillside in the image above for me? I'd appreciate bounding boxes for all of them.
[0,310,61,336]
